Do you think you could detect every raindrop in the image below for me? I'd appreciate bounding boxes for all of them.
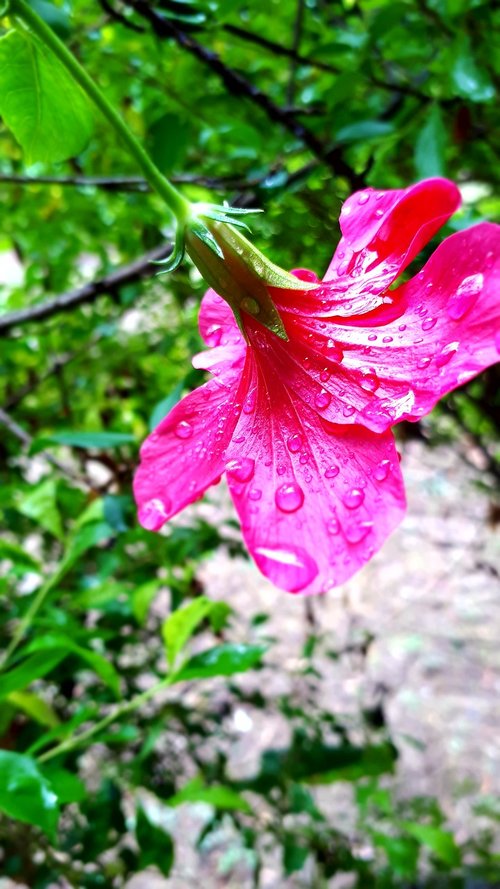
[368,333,377,342]
[399,324,407,332]
[344,520,373,544]
[205,324,222,345]
[374,459,391,481]
[359,369,379,393]
[299,453,309,465]
[325,465,339,479]
[435,341,459,367]
[343,488,365,509]
[315,389,331,410]
[243,391,256,414]
[254,544,318,593]
[225,457,255,483]
[320,368,331,383]
[138,498,170,531]
[447,273,483,320]
[417,356,431,369]
[357,192,370,205]
[343,404,355,417]
[382,335,393,343]
[248,487,262,501]
[175,420,193,439]
[422,317,437,331]
[287,433,303,453]
[275,481,304,513]
[327,515,341,535]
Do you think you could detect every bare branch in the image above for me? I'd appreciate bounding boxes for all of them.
[0,242,172,335]
[0,408,90,486]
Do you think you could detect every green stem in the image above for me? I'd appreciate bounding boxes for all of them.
[0,575,57,670]
[9,0,192,224]
[38,674,175,763]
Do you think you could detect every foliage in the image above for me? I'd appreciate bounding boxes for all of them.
[0,0,499,885]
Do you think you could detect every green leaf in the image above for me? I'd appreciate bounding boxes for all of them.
[0,651,67,700]
[26,635,121,697]
[0,30,93,164]
[173,643,267,682]
[148,112,190,173]
[40,765,86,804]
[136,806,174,877]
[372,832,419,878]
[335,119,394,144]
[0,539,41,571]
[0,750,59,838]
[131,580,161,625]
[42,430,136,449]
[162,596,214,668]
[17,478,64,539]
[402,822,461,867]
[450,38,495,102]
[415,105,447,179]
[149,382,184,431]
[167,777,252,813]
[283,836,309,875]
[8,690,60,728]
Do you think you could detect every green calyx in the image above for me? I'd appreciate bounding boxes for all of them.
[163,202,315,340]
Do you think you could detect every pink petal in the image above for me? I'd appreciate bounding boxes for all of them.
[225,352,406,594]
[199,287,239,346]
[134,368,249,532]
[195,287,246,377]
[323,178,461,298]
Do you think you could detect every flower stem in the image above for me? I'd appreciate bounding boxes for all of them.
[9,0,192,224]
[37,674,175,763]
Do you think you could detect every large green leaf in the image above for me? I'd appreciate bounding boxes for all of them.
[173,643,267,682]
[162,596,214,668]
[0,750,59,838]
[414,105,447,179]
[136,806,174,877]
[0,651,67,700]
[0,30,93,164]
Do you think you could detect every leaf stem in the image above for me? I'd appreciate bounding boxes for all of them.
[9,0,192,225]
[37,674,175,763]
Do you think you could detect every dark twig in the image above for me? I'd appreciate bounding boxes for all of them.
[98,0,145,32]
[223,23,341,75]
[286,0,306,106]
[0,172,270,192]
[0,242,172,335]
[0,408,89,485]
[127,0,363,187]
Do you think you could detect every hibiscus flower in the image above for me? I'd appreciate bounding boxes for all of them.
[134,178,500,595]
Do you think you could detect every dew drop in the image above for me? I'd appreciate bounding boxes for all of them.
[275,481,304,513]
[138,497,170,531]
[285,434,302,456]
[254,544,318,593]
[225,457,255,483]
[327,515,341,535]
[320,368,331,383]
[447,273,483,320]
[325,465,339,479]
[399,324,407,332]
[382,335,393,343]
[417,356,431,369]
[435,341,459,367]
[241,296,260,315]
[422,316,437,331]
[175,420,193,439]
[359,369,379,393]
[343,404,356,417]
[343,487,365,509]
[315,389,331,410]
[374,459,391,481]
[344,520,373,544]
[243,391,256,414]
[368,333,377,342]
[357,192,370,205]
[248,487,262,501]
[205,323,222,345]
[299,452,309,465]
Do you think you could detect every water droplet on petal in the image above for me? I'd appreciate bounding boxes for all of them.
[357,192,370,205]
[254,544,318,593]
[138,497,171,531]
[175,420,193,439]
[327,515,341,535]
[422,316,437,331]
[287,433,303,453]
[344,520,373,544]
[417,356,431,369]
[241,296,260,315]
[243,391,256,414]
[368,333,377,342]
[275,482,304,513]
[343,488,365,509]
[320,368,331,383]
[359,369,380,393]
[315,389,331,410]
[343,404,355,417]
[374,459,391,481]
[248,487,262,501]
[435,341,459,367]
[382,335,393,343]
[205,323,222,345]
[325,465,339,479]
[447,273,483,320]
[225,457,255,483]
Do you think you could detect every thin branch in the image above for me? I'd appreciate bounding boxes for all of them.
[0,242,172,334]
[223,23,341,75]
[0,407,88,485]
[127,0,364,187]
[287,0,306,106]
[0,171,271,192]
[98,0,145,32]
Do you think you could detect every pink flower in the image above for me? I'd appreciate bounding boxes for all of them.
[134,178,500,595]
